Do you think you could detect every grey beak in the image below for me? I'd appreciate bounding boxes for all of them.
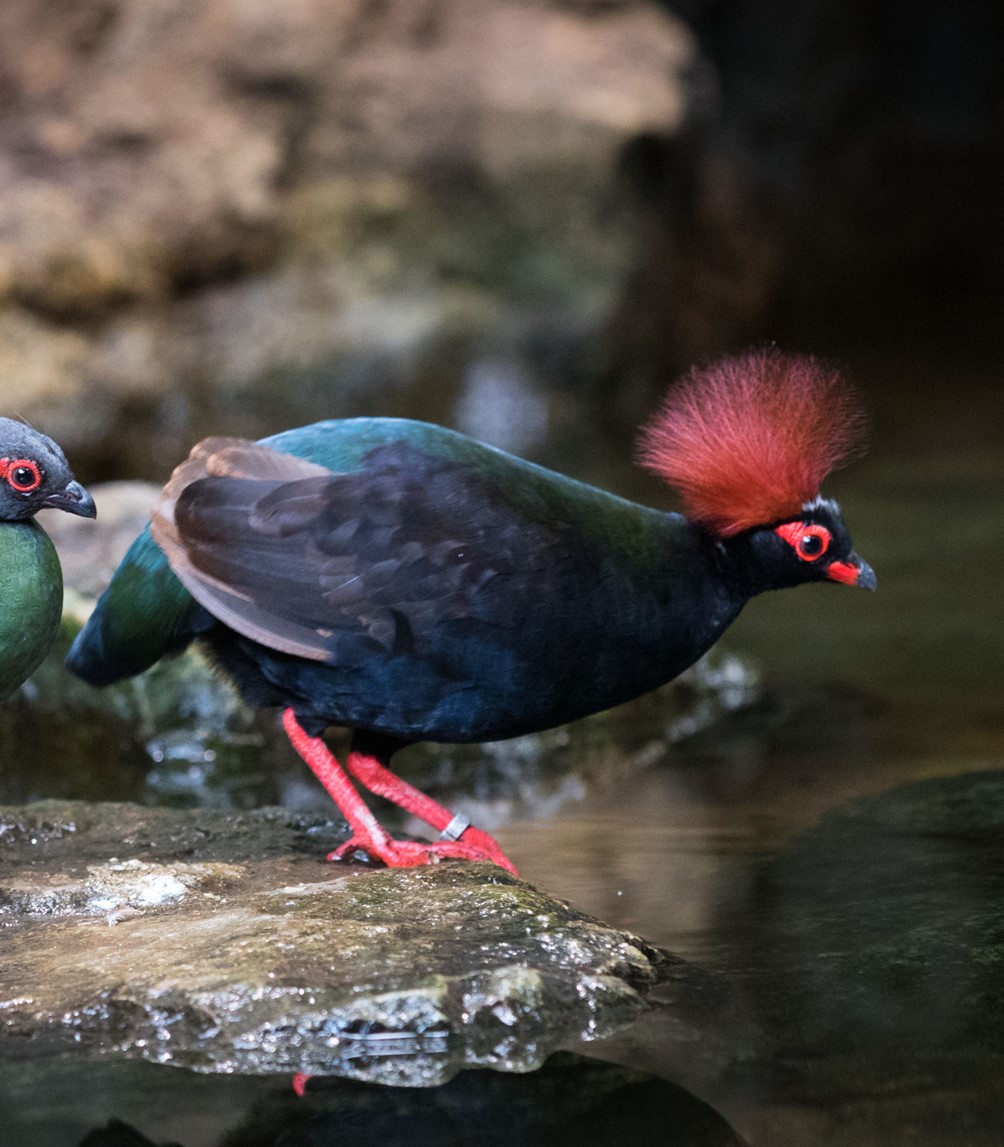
[43,479,97,519]
[852,555,877,591]
[825,551,877,590]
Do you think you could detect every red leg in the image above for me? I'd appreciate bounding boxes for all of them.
[282,707,395,857]
[282,709,517,873]
[344,748,518,874]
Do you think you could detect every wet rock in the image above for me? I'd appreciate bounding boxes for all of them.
[712,770,1004,1144]
[1,613,260,808]
[743,769,1004,1054]
[0,800,669,1086]
[0,854,243,919]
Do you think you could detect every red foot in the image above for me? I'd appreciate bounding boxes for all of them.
[328,831,518,875]
[443,824,518,873]
[282,708,520,876]
[292,1072,310,1097]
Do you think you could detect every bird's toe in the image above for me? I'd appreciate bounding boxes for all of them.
[326,833,517,875]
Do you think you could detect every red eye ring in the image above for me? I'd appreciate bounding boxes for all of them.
[775,521,832,562]
[2,458,42,493]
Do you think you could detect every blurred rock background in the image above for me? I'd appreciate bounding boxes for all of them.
[0,0,688,475]
[4,0,1000,479]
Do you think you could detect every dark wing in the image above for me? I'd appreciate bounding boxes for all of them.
[151,438,570,662]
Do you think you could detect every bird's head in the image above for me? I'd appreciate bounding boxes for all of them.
[636,348,875,595]
[0,418,96,522]
[726,496,876,595]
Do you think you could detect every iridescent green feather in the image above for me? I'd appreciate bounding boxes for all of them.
[0,522,63,701]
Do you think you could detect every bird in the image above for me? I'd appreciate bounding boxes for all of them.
[66,349,874,875]
[0,418,97,702]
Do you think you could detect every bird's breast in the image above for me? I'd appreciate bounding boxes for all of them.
[0,522,63,702]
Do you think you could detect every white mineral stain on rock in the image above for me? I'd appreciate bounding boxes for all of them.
[0,857,243,918]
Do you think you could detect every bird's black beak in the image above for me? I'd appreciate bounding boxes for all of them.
[43,479,97,519]
[825,551,876,590]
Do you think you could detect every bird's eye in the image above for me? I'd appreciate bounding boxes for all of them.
[794,524,831,561]
[797,531,824,558]
[4,459,42,493]
[774,521,832,562]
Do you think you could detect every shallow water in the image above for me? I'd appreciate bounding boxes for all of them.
[504,370,1004,1143]
[1,360,1002,1146]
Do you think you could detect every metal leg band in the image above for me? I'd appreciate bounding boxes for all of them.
[440,812,471,841]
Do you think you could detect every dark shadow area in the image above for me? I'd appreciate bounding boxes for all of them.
[0,1054,746,1147]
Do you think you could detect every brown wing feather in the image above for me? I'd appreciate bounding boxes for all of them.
[152,439,337,660]
[152,438,570,664]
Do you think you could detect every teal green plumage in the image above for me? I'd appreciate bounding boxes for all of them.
[0,417,96,701]
[73,524,205,683]
[0,522,63,701]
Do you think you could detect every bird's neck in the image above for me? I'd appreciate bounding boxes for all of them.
[625,516,752,669]
[712,527,788,599]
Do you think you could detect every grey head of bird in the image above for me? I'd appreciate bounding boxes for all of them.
[0,418,96,522]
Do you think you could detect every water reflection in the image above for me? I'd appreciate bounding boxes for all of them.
[11,1055,746,1147]
[504,696,1004,1144]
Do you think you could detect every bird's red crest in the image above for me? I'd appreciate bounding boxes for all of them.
[636,349,867,536]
